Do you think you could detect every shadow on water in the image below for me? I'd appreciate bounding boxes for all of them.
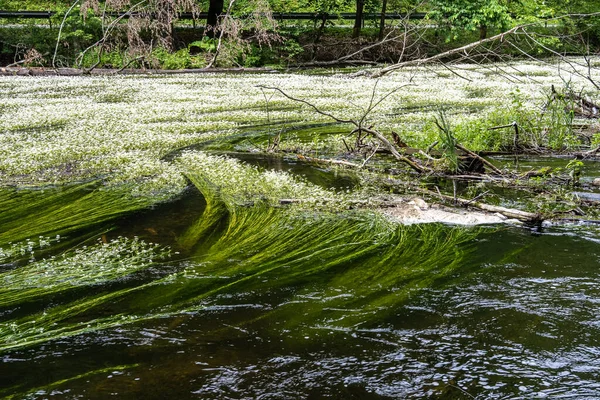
[2,157,600,399]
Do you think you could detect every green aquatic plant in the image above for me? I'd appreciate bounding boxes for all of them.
[0,236,171,308]
[179,207,480,332]
[0,235,172,351]
[0,152,483,354]
[0,182,158,245]
[130,153,483,331]
[176,151,340,207]
[434,110,459,173]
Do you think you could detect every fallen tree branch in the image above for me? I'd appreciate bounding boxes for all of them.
[256,85,355,124]
[115,56,146,73]
[361,142,380,168]
[294,31,404,68]
[258,84,425,172]
[296,154,361,168]
[415,187,541,223]
[371,25,523,78]
[360,127,427,172]
[455,144,504,175]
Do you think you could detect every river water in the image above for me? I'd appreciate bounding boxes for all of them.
[1,162,600,400]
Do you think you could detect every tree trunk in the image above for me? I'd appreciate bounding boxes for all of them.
[353,0,365,38]
[205,0,224,39]
[378,0,388,41]
[479,24,487,40]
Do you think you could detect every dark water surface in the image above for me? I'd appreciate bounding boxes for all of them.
[1,163,600,399]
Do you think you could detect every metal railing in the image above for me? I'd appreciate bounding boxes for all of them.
[0,10,426,21]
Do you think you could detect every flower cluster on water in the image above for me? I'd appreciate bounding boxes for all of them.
[0,236,172,350]
[177,151,349,208]
[0,235,58,263]
[0,59,598,200]
[0,236,170,290]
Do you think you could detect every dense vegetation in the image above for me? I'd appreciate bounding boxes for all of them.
[0,0,599,69]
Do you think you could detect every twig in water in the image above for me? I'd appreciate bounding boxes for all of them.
[361,143,380,168]
[342,138,353,153]
[426,140,439,154]
[435,186,444,201]
[456,144,504,175]
[465,190,490,206]
[453,180,457,205]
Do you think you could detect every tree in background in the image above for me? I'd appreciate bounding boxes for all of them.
[81,0,198,51]
[352,0,364,38]
[427,0,511,40]
[203,0,280,67]
[205,0,224,38]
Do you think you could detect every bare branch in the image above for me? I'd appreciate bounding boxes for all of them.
[372,25,524,78]
[455,144,504,175]
[206,0,236,69]
[53,0,81,68]
[256,85,356,125]
[360,127,427,172]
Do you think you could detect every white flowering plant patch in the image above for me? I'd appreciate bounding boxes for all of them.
[0,60,598,202]
[177,151,352,208]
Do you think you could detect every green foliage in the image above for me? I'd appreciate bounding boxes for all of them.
[279,37,304,63]
[566,159,584,184]
[0,0,73,10]
[189,38,217,53]
[297,0,354,14]
[591,133,600,148]
[428,0,512,40]
[78,46,120,68]
[421,85,583,153]
[151,46,206,69]
[543,98,576,151]
[433,110,459,173]
[50,6,104,65]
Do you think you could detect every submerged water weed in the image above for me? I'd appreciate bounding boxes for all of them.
[0,237,171,350]
[0,236,170,308]
[0,236,59,264]
[177,151,348,208]
[132,200,483,334]
[1,364,140,400]
[0,178,481,353]
[0,182,159,245]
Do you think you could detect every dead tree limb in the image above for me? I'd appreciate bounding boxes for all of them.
[415,187,541,223]
[361,127,426,172]
[293,30,404,68]
[52,0,81,68]
[296,155,361,168]
[371,25,524,78]
[455,144,504,175]
[256,85,356,124]
[258,84,427,172]
[206,0,237,69]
